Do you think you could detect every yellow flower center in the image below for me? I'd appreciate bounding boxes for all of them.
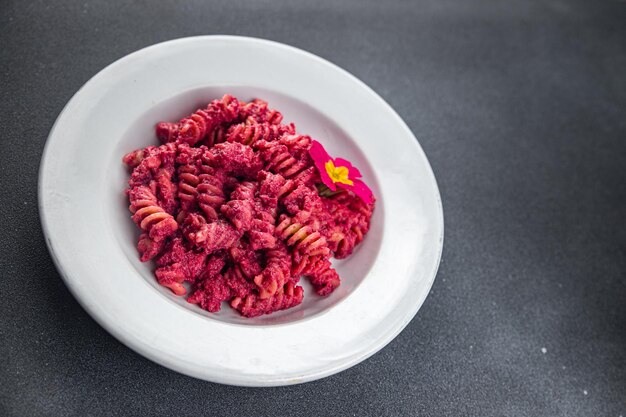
[325,160,353,186]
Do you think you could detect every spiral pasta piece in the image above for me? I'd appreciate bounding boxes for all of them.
[261,144,310,179]
[197,180,226,221]
[156,94,240,146]
[226,122,271,146]
[155,169,177,214]
[280,183,324,216]
[308,261,341,296]
[182,213,240,253]
[240,98,283,125]
[204,124,228,148]
[230,181,257,201]
[155,122,179,144]
[123,148,150,168]
[177,145,228,217]
[252,242,291,299]
[322,191,374,258]
[220,199,254,231]
[186,250,259,313]
[153,238,208,295]
[247,219,276,250]
[129,185,178,243]
[229,245,263,279]
[222,265,256,298]
[186,251,233,312]
[177,165,200,211]
[275,214,330,257]
[154,263,188,296]
[230,281,303,317]
[127,142,177,188]
[136,233,167,263]
[280,134,311,152]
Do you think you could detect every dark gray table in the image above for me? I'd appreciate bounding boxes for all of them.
[1,0,625,415]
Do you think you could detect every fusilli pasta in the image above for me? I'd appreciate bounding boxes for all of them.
[123,94,375,317]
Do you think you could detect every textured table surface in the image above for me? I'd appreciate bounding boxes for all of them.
[1,0,625,416]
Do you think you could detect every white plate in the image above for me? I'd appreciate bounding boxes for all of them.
[39,36,443,386]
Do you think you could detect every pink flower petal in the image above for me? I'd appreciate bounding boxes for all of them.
[350,179,374,205]
[309,140,331,161]
[323,170,338,191]
[309,140,336,191]
[334,157,362,180]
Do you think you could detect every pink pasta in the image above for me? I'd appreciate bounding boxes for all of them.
[123,95,375,317]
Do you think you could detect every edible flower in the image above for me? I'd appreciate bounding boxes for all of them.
[309,140,374,204]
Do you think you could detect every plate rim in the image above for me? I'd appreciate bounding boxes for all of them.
[38,35,444,386]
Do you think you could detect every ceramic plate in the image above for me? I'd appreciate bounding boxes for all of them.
[39,36,443,386]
